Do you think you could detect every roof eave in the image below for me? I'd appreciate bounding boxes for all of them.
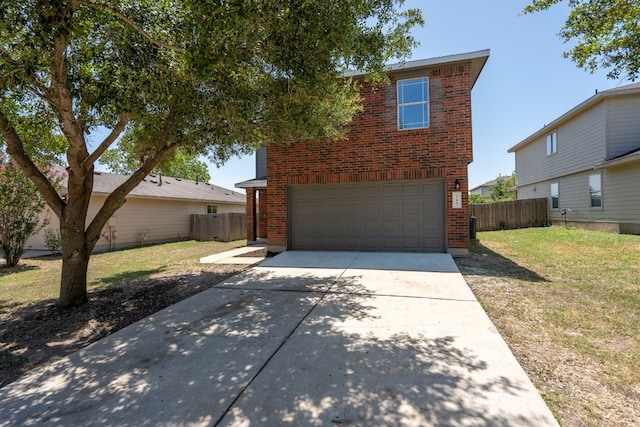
[594,151,640,169]
[89,190,245,204]
[345,49,490,88]
[235,179,267,189]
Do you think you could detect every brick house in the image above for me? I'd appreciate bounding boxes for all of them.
[236,50,490,255]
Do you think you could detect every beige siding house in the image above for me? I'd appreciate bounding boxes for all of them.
[27,172,246,252]
[509,83,640,234]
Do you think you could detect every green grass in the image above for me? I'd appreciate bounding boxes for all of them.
[0,240,245,312]
[460,227,640,426]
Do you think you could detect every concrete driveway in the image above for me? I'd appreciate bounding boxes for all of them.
[0,251,558,426]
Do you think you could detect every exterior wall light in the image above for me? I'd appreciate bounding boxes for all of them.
[454,179,461,190]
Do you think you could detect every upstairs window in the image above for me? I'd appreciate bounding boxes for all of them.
[207,205,217,214]
[550,182,559,209]
[398,77,429,130]
[546,131,558,155]
[589,174,602,208]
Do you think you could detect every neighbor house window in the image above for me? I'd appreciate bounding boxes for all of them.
[550,182,559,209]
[207,205,217,214]
[398,77,429,130]
[589,174,602,208]
[546,131,558,155]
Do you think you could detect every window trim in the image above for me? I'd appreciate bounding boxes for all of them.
[397,77,429,130]
[550,182,559,210]
[546,131,558,156]
[206,204,218,214]
[589,173,603,209]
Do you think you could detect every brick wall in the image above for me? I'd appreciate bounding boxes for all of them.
[258,189,267,238]
[245,188,256,242]
[267,63,473,252]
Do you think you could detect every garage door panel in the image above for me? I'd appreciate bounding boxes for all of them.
[382,185,400,197]
[289,180,445,252]
[382,203,400,215]
[401,183,421,196]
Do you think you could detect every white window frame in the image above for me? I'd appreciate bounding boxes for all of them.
[589,173,603,209]
[550,182,559,210]
[207,204,217,214]
[546,131,558,156]
[397,77,429,130]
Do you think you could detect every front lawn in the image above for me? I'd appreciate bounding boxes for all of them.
[0,239,245,312]
[456,227,640,427]
[0,240,249,387]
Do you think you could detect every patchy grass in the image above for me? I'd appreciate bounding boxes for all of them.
[456,227,640,427]
[0,239,250,387]
[0,240,245,311]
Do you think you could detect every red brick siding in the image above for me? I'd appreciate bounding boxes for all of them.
[267,63,473,251]
[245,188,256,242]
[258,189,267,238]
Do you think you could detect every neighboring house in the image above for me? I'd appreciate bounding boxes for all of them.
[237,49,490,255]
[469,178,498,197]
[27,171,246,252]
[469,174,517,202]
[508,82,640,234]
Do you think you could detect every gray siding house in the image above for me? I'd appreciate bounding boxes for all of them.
[509,83,640,234]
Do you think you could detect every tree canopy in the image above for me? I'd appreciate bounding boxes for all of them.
[0,0,422,306]
[100,132,212,181]
[524,0,640,80]
[488,174,516,203]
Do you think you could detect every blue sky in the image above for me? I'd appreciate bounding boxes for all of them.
[108,1,624,192]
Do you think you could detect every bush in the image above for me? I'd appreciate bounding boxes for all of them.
[0,152,57,267]
[44,228,62,254]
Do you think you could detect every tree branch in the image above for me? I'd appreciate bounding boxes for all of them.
[0,110,65,218]
[77,1,186,53]
[50,36,86,151]
[82,113,129,170]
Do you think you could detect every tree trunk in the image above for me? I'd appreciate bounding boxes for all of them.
[59,244,91,307]
[57,169,96,308]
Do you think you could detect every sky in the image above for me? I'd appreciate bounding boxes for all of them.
[105,1,624,193]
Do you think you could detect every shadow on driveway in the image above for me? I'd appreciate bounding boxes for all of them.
[0,252,558,426]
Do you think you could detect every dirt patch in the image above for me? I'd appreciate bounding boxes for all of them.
[0,264,247,388]
[233,248,269,258]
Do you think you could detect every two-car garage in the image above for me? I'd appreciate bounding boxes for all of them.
[288,179,446,252]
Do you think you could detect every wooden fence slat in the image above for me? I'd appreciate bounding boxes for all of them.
[190,213,247,242]
[469,198,548,232]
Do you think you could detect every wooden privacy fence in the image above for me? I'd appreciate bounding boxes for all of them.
[469,198,548,232]
[190,213,246,242]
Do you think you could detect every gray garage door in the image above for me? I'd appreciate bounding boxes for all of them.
[288,180,445,252]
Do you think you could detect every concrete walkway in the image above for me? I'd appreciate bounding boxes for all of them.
[0,251,558,426]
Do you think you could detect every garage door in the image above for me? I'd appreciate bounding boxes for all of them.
[288,180,445,252]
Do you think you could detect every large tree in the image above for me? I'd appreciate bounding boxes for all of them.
[524,0,640,80]
[0,1,422,307]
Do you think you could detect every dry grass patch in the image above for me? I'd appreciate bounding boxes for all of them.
[456,227,640,426]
